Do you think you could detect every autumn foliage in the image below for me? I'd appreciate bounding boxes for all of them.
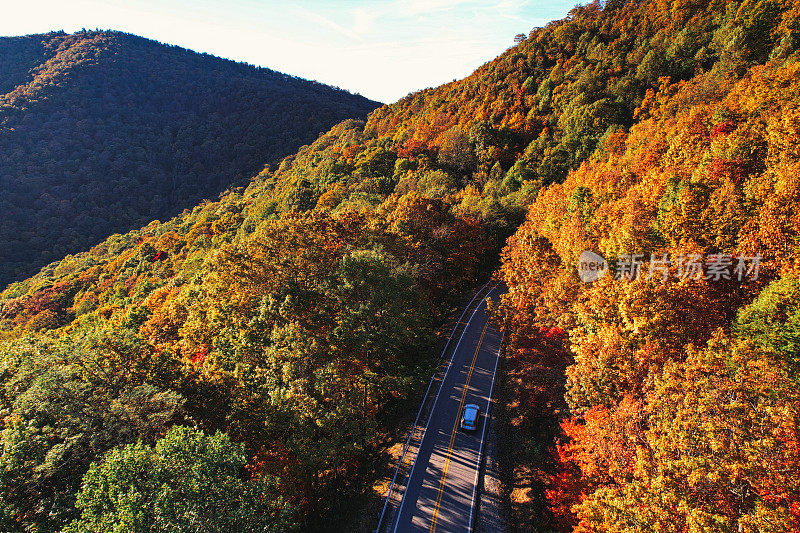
[3,0,800,531]
[500,12,800,532]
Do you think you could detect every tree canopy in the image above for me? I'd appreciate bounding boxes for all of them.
[3,0,800,530]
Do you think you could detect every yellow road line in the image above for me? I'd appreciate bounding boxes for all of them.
[429,319,490,533]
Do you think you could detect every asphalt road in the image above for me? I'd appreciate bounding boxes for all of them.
[393,287,503,532]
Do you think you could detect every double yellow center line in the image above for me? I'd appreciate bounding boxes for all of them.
[429,319,490,532]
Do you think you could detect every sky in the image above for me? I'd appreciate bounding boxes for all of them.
[0,0,578,103]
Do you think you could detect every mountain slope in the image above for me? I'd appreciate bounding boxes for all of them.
[500,60,800,531]
[1,1,799,532]
[0,30,379,288]
[496,3,800,531]
[242,0,791,250]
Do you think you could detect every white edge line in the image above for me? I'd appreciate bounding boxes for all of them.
[392,285,498,533]
[439,281,491,360]
[377,281,491,532]
[393,287,493,532]
[467,328,505,533]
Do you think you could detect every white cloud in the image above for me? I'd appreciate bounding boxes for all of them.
[353,7,375,35]
[399,0,473,16]
[292,5,364,41]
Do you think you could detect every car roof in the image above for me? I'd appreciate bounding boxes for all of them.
[465,404,479,412]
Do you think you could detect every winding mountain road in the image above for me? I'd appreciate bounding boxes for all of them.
[392,286,504,532]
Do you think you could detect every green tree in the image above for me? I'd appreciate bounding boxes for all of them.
[66,426,296,533]
[0,336,183,532]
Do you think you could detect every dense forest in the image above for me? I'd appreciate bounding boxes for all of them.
[0,30,379,288]
[1,0,799,531]
[496,1,800,531]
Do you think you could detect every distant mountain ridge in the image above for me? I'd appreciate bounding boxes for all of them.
[0,30,379,288]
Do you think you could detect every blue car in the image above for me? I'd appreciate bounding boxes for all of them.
[461,403,480,431]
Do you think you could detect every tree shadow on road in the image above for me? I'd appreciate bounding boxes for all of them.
[495,330,573,533]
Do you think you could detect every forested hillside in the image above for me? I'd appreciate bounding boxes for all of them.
[0,30,379,288]
[497,1,800,531]
[1,0,799,531]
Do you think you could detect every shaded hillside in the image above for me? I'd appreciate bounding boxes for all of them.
[1,1,799,532]
[0,30,379,287]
